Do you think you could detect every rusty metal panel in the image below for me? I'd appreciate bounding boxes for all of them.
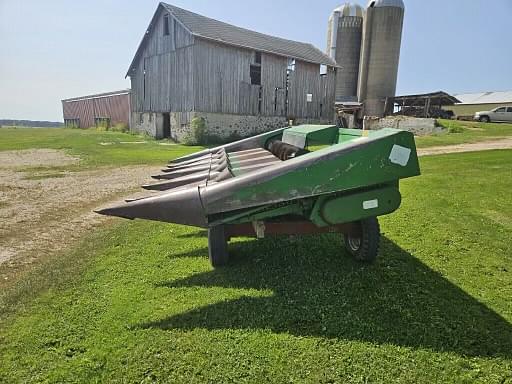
[62,90,131,128]
[225,221,361,238]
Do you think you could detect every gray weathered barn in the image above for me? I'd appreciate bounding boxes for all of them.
[128,3,338,141]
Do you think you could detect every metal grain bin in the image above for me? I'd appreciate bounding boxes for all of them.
[327,3,364,103]
[358,0,405,117]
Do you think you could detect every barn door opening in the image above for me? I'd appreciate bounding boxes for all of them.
[163,113,171,139]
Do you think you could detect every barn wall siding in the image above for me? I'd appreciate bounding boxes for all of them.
[62,93,130,128]
[130,11,195,114]
[193,39,254,115]
[191,39,336,119]
[260,53,288,116]
[287,61,336,120]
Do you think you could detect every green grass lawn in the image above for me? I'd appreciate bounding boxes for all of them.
[0,127,201,168]
[3,122,511,167]
[1,149,511,383]
[416,119,512,148]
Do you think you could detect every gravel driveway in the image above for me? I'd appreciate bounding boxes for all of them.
[0,149,158,268]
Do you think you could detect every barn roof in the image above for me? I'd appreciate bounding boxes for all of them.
[393,91,460,107]
[62,89,131,103]
[453,91,512,105]
[127,3,337,77]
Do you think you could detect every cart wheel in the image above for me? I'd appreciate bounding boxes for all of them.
[208,225,229,268]
[344,217,380,263]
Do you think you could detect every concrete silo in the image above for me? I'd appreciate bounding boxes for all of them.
[357,0,405,117]
[327,3,365,102]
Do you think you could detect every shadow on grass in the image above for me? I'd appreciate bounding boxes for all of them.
[175,230,208,239]
[141,235,512,358]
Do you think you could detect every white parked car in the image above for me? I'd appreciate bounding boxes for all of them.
[474,106,512,123]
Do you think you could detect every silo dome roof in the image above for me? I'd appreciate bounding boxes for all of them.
[367,0,405,9]
[331,3,365,18]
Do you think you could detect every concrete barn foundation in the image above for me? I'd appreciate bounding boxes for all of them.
[131,112,334,142]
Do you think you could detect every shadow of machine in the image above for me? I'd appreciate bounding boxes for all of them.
[140,235,512,359]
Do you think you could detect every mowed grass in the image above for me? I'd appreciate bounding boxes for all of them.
[0,127,201,167]
[416,119,512,148]
[1,150,511,383]
[3,122,511,166]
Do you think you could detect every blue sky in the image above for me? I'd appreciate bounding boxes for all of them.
[1,0,510,121]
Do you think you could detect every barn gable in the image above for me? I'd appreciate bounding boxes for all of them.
[129,5,195,113]
[127,4,194,77]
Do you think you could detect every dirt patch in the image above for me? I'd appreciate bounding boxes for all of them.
[418,138,512,156]
[0,149,80,168]
[0,150,160,277]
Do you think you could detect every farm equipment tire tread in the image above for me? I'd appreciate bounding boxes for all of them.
[208,225,229,268]
[344,217,380,263]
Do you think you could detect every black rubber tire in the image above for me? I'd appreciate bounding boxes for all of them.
[208,225,229,268]
[343,217,380,263]
[479,116,490,123]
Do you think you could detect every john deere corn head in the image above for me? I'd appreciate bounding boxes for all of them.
[97,125,420,267]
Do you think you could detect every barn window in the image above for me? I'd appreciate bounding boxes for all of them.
[287,58,296,72]
[255,51,261,64]
[143,58,148,102]
[320,64,327,76]
[258,87,263,114]
[250,65,261,86]
[163,14,170,36]
[174,18,178,47]
[64,118,80,128]
[94,117,111,129]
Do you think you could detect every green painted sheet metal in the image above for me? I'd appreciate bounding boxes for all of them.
[284,125,337,136]
[205,128,420,215]
[338,128,366,143]
[282,125,339,148]
[211,201,308,226]
[211,184,400,227]
[310,185,401,227]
